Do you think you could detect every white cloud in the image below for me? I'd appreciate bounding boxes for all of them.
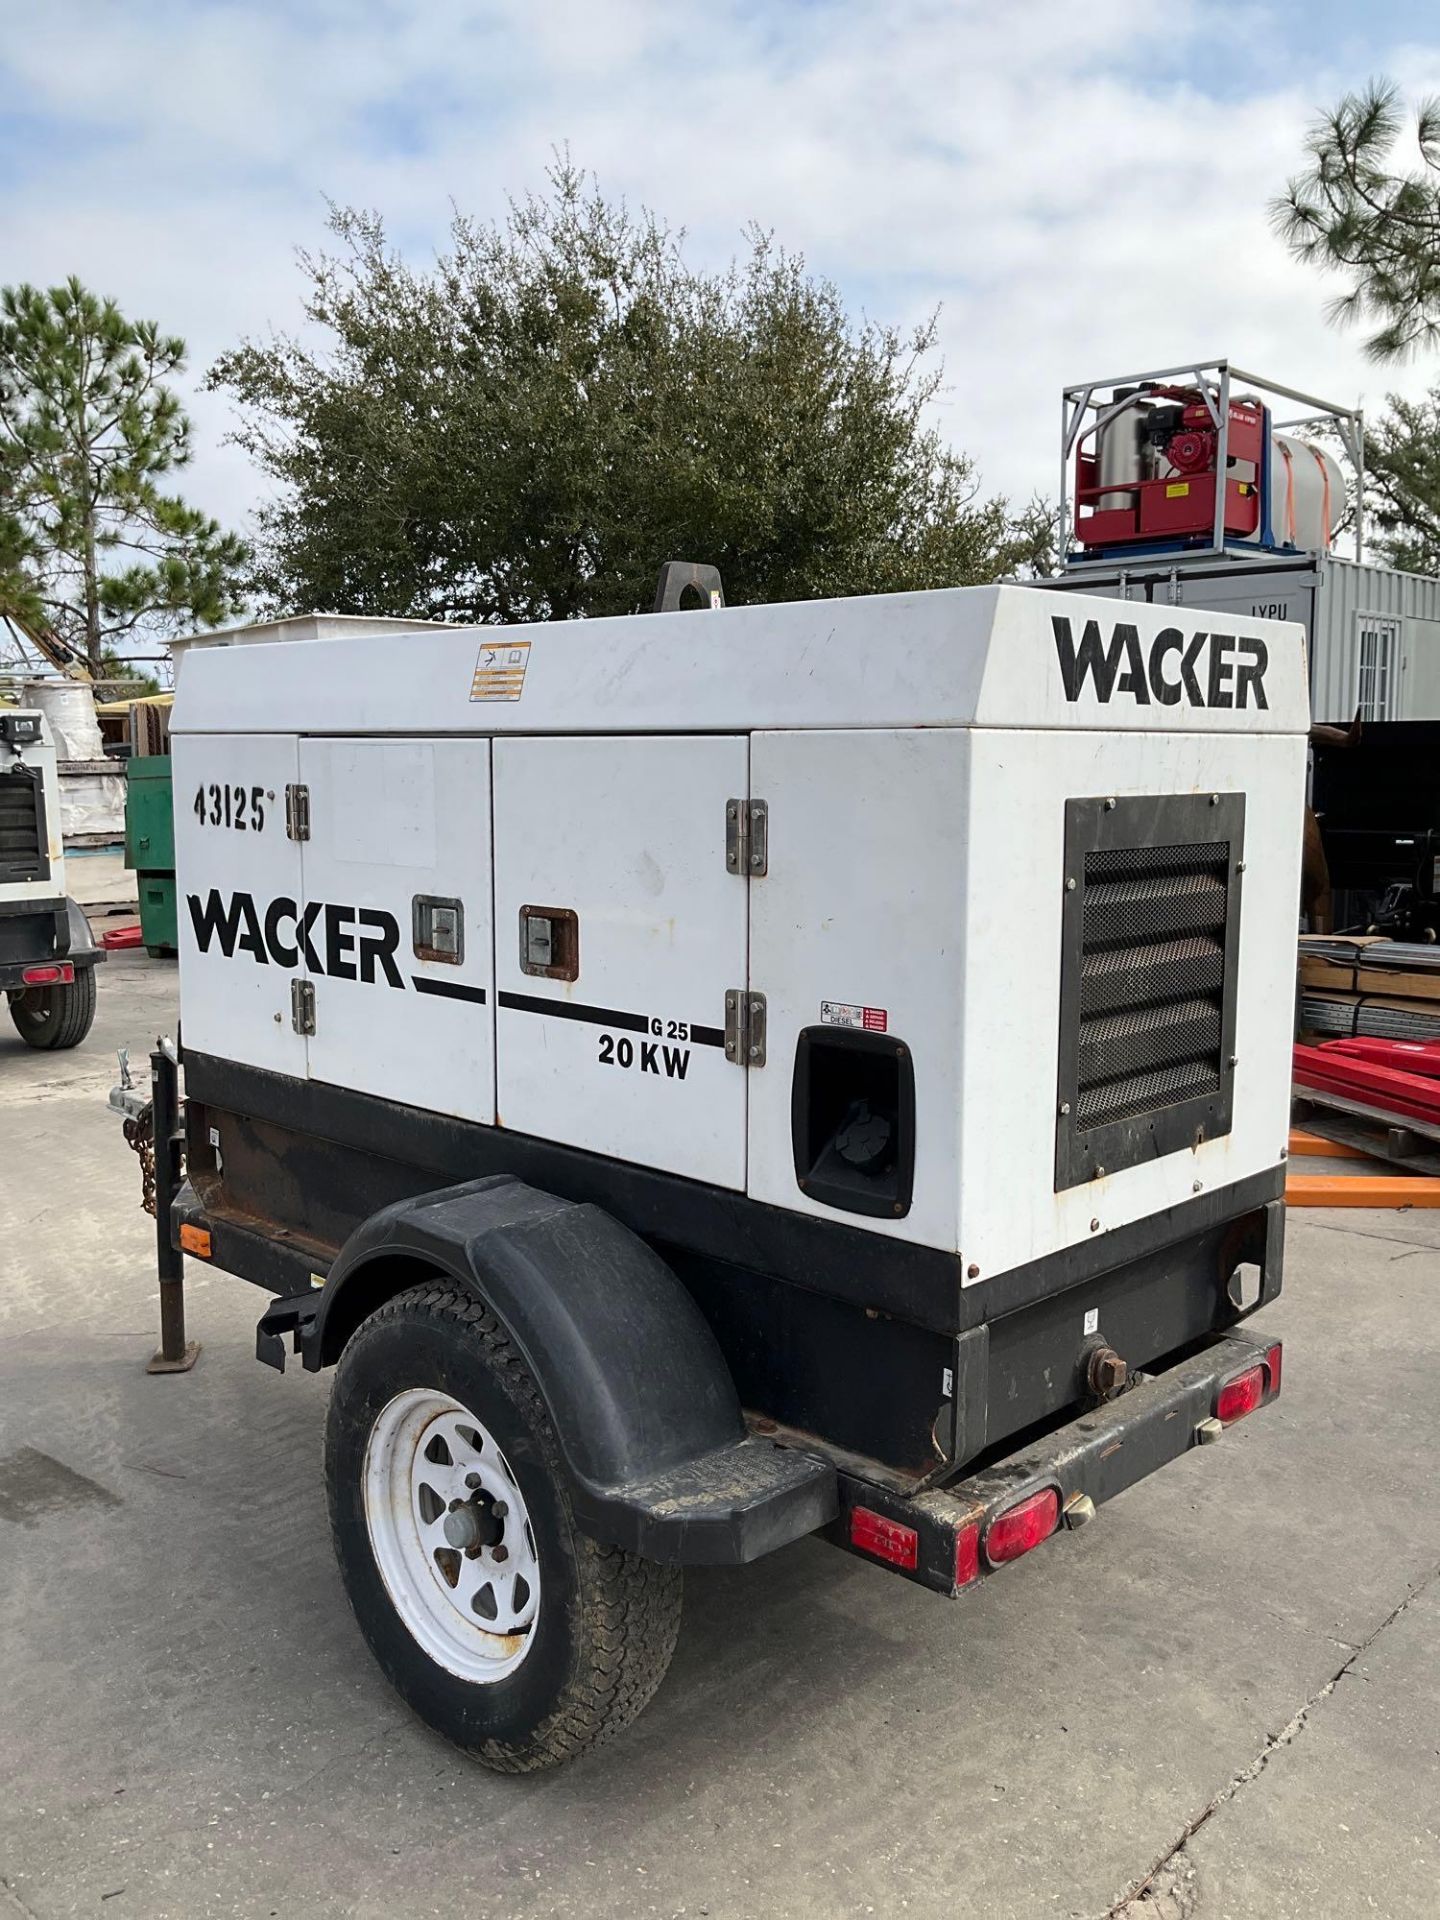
[4,0,1439,552]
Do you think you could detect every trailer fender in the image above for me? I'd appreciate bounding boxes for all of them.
[62,897,104,965]
[301,1174,835,1561]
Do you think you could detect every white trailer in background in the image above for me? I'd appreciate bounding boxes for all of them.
[127,581,1303,1769]
[1,708,104,1050]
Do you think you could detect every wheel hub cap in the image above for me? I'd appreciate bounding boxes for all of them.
[362,1389,541,1683]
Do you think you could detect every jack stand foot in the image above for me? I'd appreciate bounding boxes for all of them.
[147,1341,201,1375]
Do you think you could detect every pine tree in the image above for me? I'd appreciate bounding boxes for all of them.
[0,277,247,680]
[1273,80,1440,363]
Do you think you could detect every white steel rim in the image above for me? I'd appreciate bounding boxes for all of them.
[362,1388,541,1683]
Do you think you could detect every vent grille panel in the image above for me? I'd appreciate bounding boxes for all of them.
[1056,796,1242,1189]
[1078,839,1230,1131]
[0,773,47,882]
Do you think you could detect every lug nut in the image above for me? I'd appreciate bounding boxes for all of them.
[492,1501,508,1519]
[465,1473,482,1490]
[492,1544,509,1563]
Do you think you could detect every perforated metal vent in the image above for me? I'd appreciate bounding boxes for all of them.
[0,769,48,884]
[1056,795,1244,1190]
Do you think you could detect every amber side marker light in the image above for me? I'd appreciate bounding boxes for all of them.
[179,1224,213,1258]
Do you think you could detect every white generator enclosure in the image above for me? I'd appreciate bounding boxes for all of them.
[1,710,66,906]
[172,584,1307,1286]
[149,581,1304,1761]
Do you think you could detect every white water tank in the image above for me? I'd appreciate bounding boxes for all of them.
[1254,435,1346,553]
[23,679,104,760]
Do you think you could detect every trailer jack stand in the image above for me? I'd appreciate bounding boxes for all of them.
[146,1044,200,1376]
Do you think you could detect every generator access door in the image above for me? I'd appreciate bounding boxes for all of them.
[172,732,305,1077]
[493,735,749,1188]
[296,738,495,1124]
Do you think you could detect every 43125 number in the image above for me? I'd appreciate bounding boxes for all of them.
[193,783,267,832]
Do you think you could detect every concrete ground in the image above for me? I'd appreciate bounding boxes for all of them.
[2,952,1437,1920]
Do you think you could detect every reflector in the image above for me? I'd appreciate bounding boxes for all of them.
[954,1520,981,1589]
[21,962,74,986]
[849,1507,918,1570]
[985,1487,1059,1565]
[1264,1342,1283,1397]
[1215,1364,1264,1424]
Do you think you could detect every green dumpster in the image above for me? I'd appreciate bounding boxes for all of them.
[125,754,178,956]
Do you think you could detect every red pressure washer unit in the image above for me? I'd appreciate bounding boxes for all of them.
[1061,362,1354,564]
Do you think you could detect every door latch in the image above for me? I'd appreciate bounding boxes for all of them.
[724,989,767,1067]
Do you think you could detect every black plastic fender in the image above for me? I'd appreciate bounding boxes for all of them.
[63,896,105,966]
[305,1175,836,1564]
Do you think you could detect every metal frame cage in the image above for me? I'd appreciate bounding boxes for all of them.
[1059,359,1365,567]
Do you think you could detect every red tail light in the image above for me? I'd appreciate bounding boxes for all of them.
[985,1487,1059,1565]
[21,962,74,986]
[955,1520,981,1589]
[850,1507,918,1570]
[1215,1364,1265,1424]
[1264,1342,1283,1397]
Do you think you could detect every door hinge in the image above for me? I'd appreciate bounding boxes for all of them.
[725,798,768,876]
[291,978,316,1036]
[724,989,767,1067]
[285,783,311,841]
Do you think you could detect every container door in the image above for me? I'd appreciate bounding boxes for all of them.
[298,738,495,1123]
[493,735,749,1188]
[172,733,304,1076]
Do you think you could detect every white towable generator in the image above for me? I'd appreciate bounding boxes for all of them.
[142,580,1304,1770]
[2,708,103,1051]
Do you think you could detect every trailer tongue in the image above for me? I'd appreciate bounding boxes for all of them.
[119,576,1303,1770]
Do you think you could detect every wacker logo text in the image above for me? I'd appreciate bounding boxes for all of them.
[187,890,404,985]
[1052,616,1268,710]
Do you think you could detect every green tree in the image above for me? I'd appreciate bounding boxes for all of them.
[0,277,248,679]
[1363,389,1440,574]
[1273,79,1440,363]
[211,165,1049,624]
[1274,81,1440,576]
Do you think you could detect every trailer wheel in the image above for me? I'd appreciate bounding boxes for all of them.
[326,1280,682,1772]
[8,967,97,1050]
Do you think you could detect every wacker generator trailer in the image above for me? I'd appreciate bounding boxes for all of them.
[133,581,1300,1770]
[2,707,103,1050]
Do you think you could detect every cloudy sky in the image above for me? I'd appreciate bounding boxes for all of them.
[5,0,1440,544]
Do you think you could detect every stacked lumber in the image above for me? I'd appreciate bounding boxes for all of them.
[1297,936,1440,1043]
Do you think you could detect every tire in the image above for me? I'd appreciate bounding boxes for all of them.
[326,1280,683,1772]
[8,967,98,1050]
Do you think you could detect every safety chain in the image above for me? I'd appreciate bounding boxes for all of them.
[123,1103,157,1218]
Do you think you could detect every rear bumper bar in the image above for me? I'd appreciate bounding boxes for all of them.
[825,1326,1281,1594]
[0,896,104,988]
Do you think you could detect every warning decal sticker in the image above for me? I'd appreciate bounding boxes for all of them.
[470,640,531,702]
[820,1000,888,1033]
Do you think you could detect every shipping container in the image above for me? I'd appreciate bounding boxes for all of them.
[1048,551,1440,725]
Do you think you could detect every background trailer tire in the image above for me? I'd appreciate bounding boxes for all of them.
[325,1281,683,1772]
[8,967,97,1051]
